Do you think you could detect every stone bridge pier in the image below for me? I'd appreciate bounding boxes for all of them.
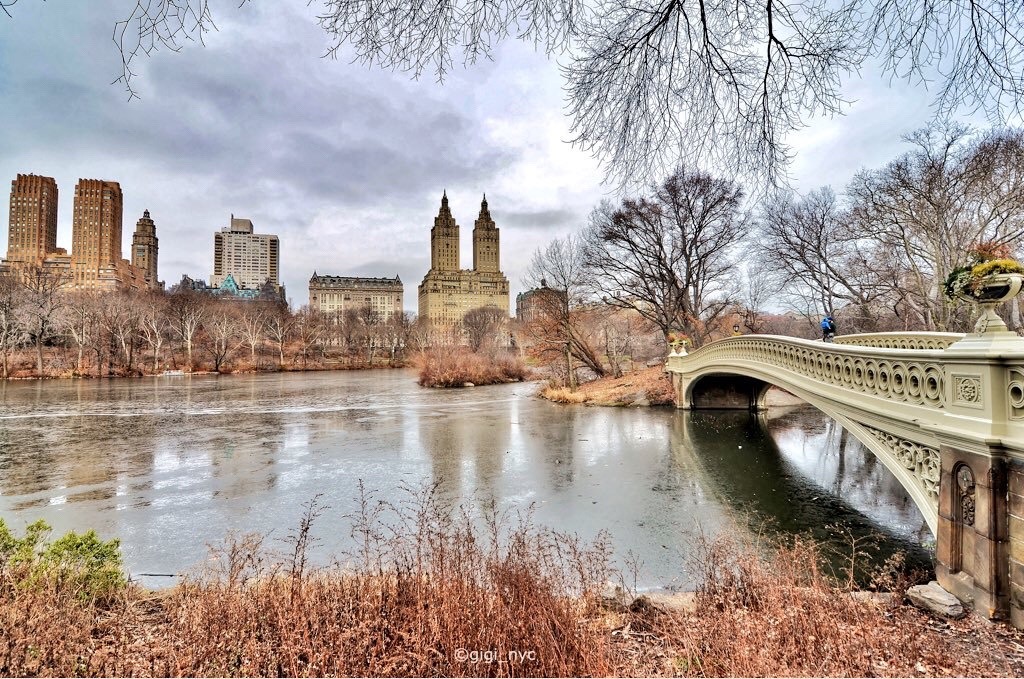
[666,329,1024,626]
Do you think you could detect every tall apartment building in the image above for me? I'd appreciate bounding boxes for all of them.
[70,179,123,287]
[131,209,159,288]
[3,175,159,291]
[309,274,403,316]
[516,279,567,323]
[212,216,281,291]
[5,174,58,267]
[417,192,509,326]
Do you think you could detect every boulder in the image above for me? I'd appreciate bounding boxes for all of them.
[906,581,966,619]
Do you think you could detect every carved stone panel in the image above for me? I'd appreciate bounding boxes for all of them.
[952,374,984,410]
[1010,367,1024,420]
[957,464,976,527]
[862,425,941,509]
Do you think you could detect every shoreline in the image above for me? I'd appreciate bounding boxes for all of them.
[0,361,412,382]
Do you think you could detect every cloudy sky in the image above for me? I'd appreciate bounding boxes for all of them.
[0,1,1003,311]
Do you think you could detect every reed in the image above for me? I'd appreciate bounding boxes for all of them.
[1,496,1021,677]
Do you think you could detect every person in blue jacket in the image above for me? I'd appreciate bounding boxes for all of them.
[821,315,836,341]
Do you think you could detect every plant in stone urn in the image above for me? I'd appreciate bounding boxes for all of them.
[666,331,690,355]
[943,241,1024,333]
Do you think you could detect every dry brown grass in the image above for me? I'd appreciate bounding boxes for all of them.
[3,493,1024,677]
[539,385,588,403]
[540,366,676,406]
[622,535,1024,677]
[416,349,531,388]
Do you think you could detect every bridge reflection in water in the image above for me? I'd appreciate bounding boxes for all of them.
[672,408,933,583]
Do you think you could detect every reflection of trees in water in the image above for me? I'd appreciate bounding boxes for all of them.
[766,408,923,525]
[678,410,933,581]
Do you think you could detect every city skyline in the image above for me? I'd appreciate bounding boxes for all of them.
[0,2,1012,311]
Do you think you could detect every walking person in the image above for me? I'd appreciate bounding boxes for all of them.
[820,315,836,342]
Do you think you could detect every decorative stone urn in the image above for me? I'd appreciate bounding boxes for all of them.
[668,342,688,357]
[958,272,1024,334]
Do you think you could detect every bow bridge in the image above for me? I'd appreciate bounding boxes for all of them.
[666,328,1024,626]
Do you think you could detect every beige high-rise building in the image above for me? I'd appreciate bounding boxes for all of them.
[417,192,509,326]
[131,209,160,288]
[71,179,124,288]
[309,274,403,316]
[2,175,157,291]
[5,174,58,267]
[212,215,280,291]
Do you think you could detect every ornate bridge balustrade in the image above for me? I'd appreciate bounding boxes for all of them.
[666,330,1024,627]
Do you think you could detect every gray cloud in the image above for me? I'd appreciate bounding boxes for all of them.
[499,208,580,231]
[2,1,1008,312]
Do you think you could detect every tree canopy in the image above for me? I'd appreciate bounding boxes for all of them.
[4,0,1024,184]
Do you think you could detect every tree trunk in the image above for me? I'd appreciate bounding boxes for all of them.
[565,342,576,391]
[35,335,44,377]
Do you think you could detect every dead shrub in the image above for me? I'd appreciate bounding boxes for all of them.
[3,499,1024,676]
[417,348,530,387]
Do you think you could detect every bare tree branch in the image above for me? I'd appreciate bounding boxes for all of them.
[14,0,1019,183]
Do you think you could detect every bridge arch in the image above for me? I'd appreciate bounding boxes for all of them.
[682,365,940,534]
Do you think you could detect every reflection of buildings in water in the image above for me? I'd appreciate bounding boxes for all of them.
[467,410,509,498]
[418,404,512,499]
[413,401,512,497]
[534,404,580,491]
[421,408,466,497]
[207,411,285,500]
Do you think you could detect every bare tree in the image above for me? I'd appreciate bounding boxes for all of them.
[585,166,748,346]
[81,0,1024,184]
[13,266,67,377]
[61,291,101,375]
[760,187,884,329]
[292,307,325,367]
[205,300,240,372]
[737,261,779,334]
[99,292,144,375]
[524,233,606,387]
[138,292,170,374]
[461,306,507,353]
[167,289,207,371]
[239,303,268,366]
[266,304,294,369]
[848,124,1024,331]
[378,311,415,366]
[0,273,23,379]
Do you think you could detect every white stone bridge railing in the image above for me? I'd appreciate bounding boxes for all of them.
[666,333,1024,443]
[834,331,966,351]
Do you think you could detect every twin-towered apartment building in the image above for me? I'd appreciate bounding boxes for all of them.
[308,192,510,325]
